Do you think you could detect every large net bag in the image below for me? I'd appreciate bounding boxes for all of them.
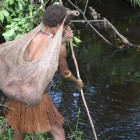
[0,23,64,105]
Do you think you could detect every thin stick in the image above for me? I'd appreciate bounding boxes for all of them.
[0,104,14,110]
[84,0,89,14]
[103,18,131,44]
[59,0,63,5]
[70,40,98,140]
[71,19,105,23]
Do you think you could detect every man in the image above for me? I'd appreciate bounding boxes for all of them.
[6,4,83,140]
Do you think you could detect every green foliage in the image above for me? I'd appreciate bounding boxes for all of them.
[67,108,83,140]
[128,0,140,7]
[73,36,82,46]
[0,108,83,140]
[0,0,46,41]
[0,117,12,140]
[0,0,82,46]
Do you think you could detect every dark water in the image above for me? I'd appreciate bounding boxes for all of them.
[50,76,140,140]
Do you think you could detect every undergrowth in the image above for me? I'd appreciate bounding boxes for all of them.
[0,109,83,140]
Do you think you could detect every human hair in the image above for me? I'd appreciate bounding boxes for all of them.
[43,4,73,27]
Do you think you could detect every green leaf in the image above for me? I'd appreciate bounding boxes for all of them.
[3,28,15,37]
[9,0,14,5]
[0,11,4,22]
[3,1,7,7]
[2,9,9,17]
[6,15,12,22]
[129,0,140,8]
[30,11,33,17]
[18,2,23,10]
[15,34,23,39]
[18,18,26,25]
[74,36,82,43]
[13,25,19,31]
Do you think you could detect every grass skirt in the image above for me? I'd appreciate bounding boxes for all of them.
[6,93,64,133]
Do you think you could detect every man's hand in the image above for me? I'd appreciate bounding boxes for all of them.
[62,26,73,43]
[75,79,84,92]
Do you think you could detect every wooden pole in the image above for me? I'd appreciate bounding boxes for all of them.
[70,40,98,140]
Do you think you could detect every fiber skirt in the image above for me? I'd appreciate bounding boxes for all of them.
[6,93,64,133]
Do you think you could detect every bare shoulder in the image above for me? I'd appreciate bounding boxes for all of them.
[29,33,42,47]
[28,33,42,54]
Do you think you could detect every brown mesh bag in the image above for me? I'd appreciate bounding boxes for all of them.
[0,23,64,105]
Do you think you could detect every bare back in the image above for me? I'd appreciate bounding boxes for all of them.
[28,32,53,61]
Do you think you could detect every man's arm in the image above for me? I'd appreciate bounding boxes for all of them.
[58,44,84,91]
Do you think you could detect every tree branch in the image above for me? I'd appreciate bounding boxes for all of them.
[68,0,112,45]
[84,0,89,14]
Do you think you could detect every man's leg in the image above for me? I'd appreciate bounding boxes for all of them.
[13,130,26,140]
[50,124,66,140]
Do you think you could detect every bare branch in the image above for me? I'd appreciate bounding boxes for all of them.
[44,0,49,7]
[84,0,89,14]
[88,7,140,48]
[71,19,105,23]
[89,7,101,20]
[68,1,139,49]
[68,0,112,45]
[104,18,131,45]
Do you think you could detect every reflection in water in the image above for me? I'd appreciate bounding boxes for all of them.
[94,85,140,140]
[51,83,140,140]
[49,91,62,107]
